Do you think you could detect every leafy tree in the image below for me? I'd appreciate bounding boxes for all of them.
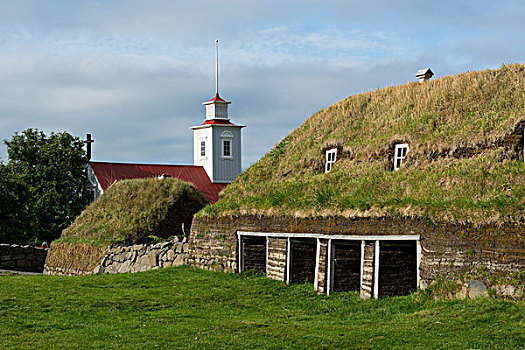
[1,129,93,245]
[0,163,33,244]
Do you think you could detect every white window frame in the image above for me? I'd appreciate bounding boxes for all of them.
[200,140,206,157]
[220,131,233,159]
[325,148,337,173]
[393,143,409,171]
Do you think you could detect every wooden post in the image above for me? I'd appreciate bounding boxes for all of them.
[374,240,380,299]
[265,236,269,276]
[286,238,291,284]
[314,238,320,291]
[416,240,421,289]
[326,239,333,294]
[360,240,365,294]
[238,234,243,273]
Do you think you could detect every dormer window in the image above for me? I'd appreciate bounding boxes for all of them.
[325,148,337,173]
[393,144,409,171]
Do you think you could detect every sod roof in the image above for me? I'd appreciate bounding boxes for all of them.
[202,64,525,226]
[59,178,207,246]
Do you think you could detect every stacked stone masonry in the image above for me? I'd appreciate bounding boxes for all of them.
[316,241,328,293]
[0,244,48,273]
[45,238,189,276]
[360,242,375,299]
[266,238,287,280]
[95,238,189,274]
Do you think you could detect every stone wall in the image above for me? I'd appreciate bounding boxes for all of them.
[188,216,240,272]
[0,244,48,273]
[360,241,375,299]
[267,237,286,280]
[316,241,328,293]
[95,238,189,274]
[45,237,189,276]
[189,214,524,295]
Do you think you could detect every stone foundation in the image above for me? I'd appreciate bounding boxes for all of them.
[0,244,48,273]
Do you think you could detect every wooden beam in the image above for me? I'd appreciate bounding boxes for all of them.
[237,231,420,241]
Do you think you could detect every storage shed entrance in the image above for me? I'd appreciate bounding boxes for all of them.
[332,240,361,292]
[378,241,417,297]
[236,231,420,299]
[289,238,317,284]
[240,236,266,273]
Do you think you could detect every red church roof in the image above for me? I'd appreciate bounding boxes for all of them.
[201,119,236,125]
[89,161,228,203]
[207,93,227,103]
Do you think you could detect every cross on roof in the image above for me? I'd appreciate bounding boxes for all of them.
[85,133,94,161]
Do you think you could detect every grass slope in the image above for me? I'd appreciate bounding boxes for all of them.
[205,64,525,225]
[1,267,523,349]
[59,178,207,246]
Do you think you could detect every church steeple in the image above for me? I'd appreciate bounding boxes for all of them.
[190,39,245,184]
[203,40,230,120]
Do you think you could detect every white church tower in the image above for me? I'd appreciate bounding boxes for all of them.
[190,40,244,183]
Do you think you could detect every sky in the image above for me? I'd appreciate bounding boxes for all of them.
[1,1,525,168]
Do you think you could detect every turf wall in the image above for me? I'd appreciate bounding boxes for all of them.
[189,215,524,285]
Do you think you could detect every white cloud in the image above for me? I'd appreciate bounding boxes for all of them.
[1,0,525,169]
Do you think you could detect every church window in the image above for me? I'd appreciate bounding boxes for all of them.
[200,141,206,157]
[325,148,337,173]
[393,144,409,171]
[223,140,231,157]
[220,131,234,159]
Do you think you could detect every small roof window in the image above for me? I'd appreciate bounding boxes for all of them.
[325,148,337,173]
[393,144,409,171]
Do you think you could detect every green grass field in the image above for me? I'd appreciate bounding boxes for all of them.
[1,267,523,349]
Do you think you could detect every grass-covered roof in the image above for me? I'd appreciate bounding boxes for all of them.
[202,64,525,225]
[59,178,207,246]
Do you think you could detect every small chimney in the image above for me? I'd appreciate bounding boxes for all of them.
[415,68,434,83]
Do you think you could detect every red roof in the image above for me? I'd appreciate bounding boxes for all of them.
[201,119,236,125]
[207,93,227,103]
[89,161,228,203]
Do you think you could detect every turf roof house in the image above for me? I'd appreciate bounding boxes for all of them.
[188,65,525,299]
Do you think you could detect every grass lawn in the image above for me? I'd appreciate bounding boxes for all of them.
[0,266,523,349]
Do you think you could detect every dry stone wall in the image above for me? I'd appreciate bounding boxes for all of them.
[95,238,189,274]
[0,244,48,273]
[45,237,189,275]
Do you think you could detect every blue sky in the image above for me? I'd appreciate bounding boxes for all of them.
[1,1,525,167]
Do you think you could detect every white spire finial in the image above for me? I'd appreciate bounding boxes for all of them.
[215,39,219,95]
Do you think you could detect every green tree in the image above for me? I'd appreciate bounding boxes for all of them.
[0,163,33,244]
[1,129,93,245]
